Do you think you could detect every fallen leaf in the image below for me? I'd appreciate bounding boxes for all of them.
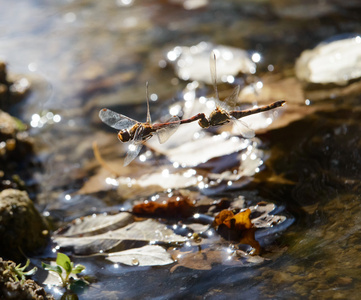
[54,219,187,255]
[239,228,261,255]
[57,212,134,237]
[213,208,253,231]
[231,209,253,230]
[132,195,195,218]
[105,245,174,266]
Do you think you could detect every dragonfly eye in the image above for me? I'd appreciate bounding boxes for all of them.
[118,131,130,142]
[198,118,210,129]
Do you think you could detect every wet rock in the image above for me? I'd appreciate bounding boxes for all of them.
[0,109,34,191]
[295,35,361,85]
[0,110,33,159]
[0,257,54,300]
[0,189,49,260]
[0,61,30,111]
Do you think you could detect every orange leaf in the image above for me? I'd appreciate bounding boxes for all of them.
[232,209,253,231]
[213,210,234,228]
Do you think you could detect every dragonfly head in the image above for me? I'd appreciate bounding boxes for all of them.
[198,118,210,129]
[118,130,131,142]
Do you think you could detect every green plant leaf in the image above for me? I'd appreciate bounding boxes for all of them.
[23,267,38,276]
[56,253,72,274]
[72,264,85,274]
[42,262,62,275]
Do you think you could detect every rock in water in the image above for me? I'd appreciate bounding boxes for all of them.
[0,189,49,260]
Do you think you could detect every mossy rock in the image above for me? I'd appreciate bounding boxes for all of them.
[0,189,50,260]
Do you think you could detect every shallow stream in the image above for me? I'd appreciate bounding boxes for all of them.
[2,0,361,299]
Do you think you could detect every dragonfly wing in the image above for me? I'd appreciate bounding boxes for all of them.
[210,51,219,100]
[156,116,180,144]
[99,108,137,130]
[124,141,143,166]
[231,116,255,138]
[224,85,241,109]
[124,126,144,166]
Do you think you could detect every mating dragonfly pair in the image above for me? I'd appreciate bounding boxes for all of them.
[99,54,285,166]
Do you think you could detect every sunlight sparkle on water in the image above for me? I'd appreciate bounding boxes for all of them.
[30,112,61,128]
[162,169,170,177]
[199,96,207,104]
[150,93,158,101]
[183,169,196,178]
[151,194,160,201]
[64,194,71,201]
[251,52,262,63]
[198,182,208,189]
[250,153,257,160]
[105,177,119,186]
[169,104,181,115]
[116,0,134,6]
[256,81,263,89]
[184,90,195,101]
[227,75,235,83]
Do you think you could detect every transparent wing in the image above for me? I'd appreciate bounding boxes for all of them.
[145,82,151,124]
[223,85,240,109]
[124,126,144,166]
[210,51,219,101]
[99,108,137,131]
[230,116,255,139]
[156,116,180,144]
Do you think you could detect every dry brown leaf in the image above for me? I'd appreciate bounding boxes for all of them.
[132,195,195,218]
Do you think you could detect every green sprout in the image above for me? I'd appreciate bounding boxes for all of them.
[42,252,86,289]
[6,259,37,284]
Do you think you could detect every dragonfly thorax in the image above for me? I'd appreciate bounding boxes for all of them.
[208,108,230,126]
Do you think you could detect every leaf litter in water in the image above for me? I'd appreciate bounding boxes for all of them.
[53,190,292,269]
[106,245,174,266]
[54,217,187,255]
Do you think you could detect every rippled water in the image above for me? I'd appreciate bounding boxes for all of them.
[2,0,361,299]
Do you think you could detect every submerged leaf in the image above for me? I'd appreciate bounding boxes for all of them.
[55,219,187,255]
[106,245,174,266]
[132,195,195,218]
[57,212,134,237]
[213,209,253,231]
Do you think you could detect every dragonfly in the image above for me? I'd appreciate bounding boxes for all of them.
[196,52,285,138]
[99,83,206,166]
